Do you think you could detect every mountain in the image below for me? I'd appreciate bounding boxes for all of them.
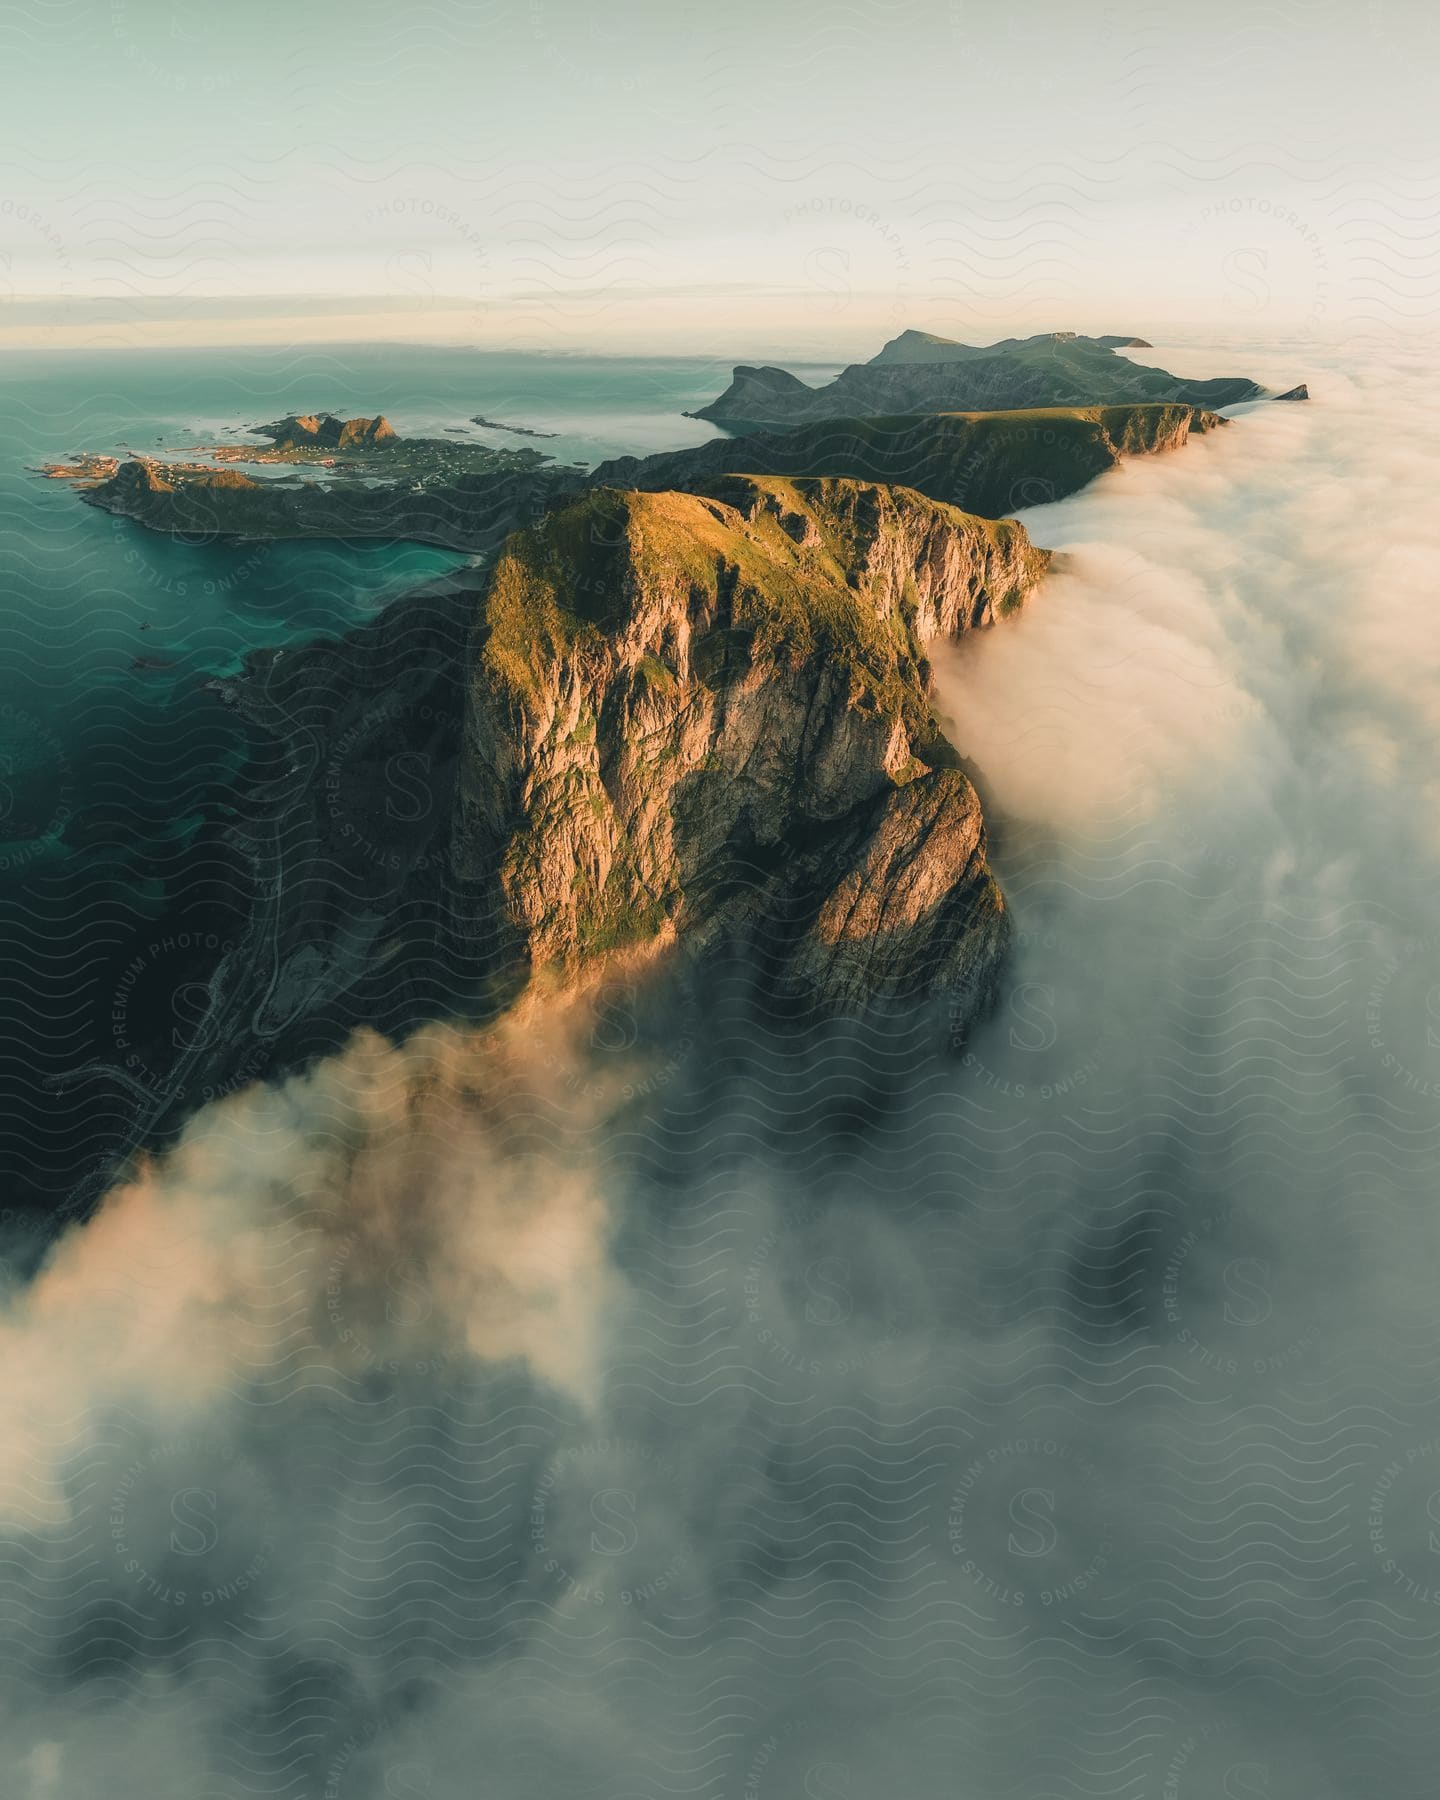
[592,403,1224,519]
[81,456,579,554]
[869,330,993,365]
[868,329,1153,366]
[453,476,1045,1000]
[258,412,398,450]
[690,333,1261,427]
[127,475,1052,1113]
[82,398,1222,562]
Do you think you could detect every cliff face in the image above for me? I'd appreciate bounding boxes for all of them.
[593,403,1224,521]
[162,475,1051,1108]
[454,475,1048,1006]
[692,335,1260,426]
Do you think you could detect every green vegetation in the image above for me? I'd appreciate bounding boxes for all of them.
[691,330,1261,426]
[597,402,1220,522]
[477,475,1045,741]
[637,654,679,694]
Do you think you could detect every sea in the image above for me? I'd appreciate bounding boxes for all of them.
[0,344,841,1218]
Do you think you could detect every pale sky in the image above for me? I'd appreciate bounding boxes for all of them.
[0,0,1435,354]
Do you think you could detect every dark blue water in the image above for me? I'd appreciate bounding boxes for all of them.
[0,344,835,1220]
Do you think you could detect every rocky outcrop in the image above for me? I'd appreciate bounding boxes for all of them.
[141,475,1051,1109]
[1273,384,1310,402]
[81,457,578,553]
[453,476,1046,999]
[689,365,817,416]
[593,403,1225,521]
[258,412,398,450]
[690,333,1261,427]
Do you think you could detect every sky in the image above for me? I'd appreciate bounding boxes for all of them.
[0,0,1436,355]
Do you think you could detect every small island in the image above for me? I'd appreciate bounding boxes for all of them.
[470,414,559,439]
[180,410,557,479]
[43,412,586,554]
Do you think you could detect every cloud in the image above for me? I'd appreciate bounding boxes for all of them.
[0,1009,624,1530]
[4,337,1440,1796]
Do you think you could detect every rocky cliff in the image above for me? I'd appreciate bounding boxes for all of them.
[258,412,398,450]
[594,403,1224,520]
[454,475,1047,1005]
[149,474,1051,1110]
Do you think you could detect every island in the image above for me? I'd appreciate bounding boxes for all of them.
[64,413,586,555]
[687,330,1271,428]
[34,329,1308,1126]
[470,414,560,439]
[591,402,1227,521]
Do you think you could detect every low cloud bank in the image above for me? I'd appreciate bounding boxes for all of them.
[5,340,1440,1797]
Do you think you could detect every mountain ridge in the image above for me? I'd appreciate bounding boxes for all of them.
[690,333,1262,427]
[592,402,1224,519]
[112,473,1053,1118]
[867,328,1154,365]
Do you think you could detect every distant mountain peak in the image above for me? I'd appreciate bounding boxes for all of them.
[869,329,976,365]
[258,412,398,451]
[692,333,1252,427]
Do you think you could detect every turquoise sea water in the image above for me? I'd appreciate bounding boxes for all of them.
[0,345,838,1217]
